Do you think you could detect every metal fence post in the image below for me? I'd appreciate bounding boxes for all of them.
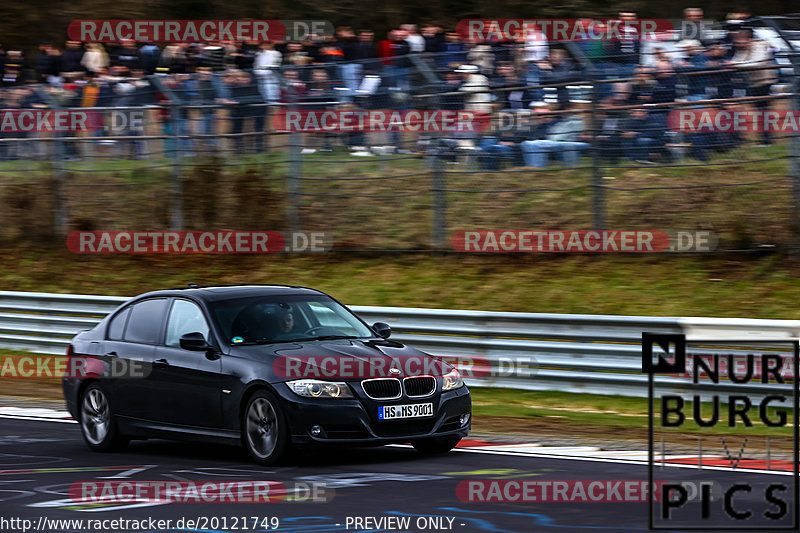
[169,102,183,230]
[38,87,69,236]
[431,138,446,248]
[760,16,800,252]
[264,104,272,155]
[53,137,68,236]
[590,78,605,230]
[789,53,800,252]
[287,128,301,233]
[276,71,301,232]
[286,88,301,232]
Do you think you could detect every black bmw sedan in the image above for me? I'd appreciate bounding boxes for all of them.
[63,285,471,464]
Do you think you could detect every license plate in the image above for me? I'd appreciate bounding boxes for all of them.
[378,402,433,420]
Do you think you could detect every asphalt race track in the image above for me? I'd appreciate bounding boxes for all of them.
[0,416,794,533]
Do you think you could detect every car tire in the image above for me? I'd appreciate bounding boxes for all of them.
[242,390,289,465]
[79,384,129,452]
[412,436,462,454]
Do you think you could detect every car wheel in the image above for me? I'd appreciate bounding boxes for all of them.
[242,390,289,465]
[412,436,462,454]
[79,384,129,452]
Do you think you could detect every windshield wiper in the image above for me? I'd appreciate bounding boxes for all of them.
[237,335,361,345]
[238,338,303,345]
[291,335,361,342]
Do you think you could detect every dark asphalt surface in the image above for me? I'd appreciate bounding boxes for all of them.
[0,418,794,533]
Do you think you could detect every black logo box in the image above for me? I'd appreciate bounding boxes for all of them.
[643,333,800,530]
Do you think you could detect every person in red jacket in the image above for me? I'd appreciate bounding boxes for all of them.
[377,29,410,90]
[377,29,394,70]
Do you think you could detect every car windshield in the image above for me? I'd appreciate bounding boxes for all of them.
[211,293,374,345]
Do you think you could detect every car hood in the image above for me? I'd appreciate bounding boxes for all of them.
[233,338,450,379]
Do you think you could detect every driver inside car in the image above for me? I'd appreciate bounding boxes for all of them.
[271,309,296,340]
[231,304,295,342]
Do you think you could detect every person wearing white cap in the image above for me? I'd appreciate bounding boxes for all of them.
[456,64,492,113]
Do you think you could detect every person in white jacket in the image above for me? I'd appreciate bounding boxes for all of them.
[522,23,548,96]
[80,43,109,74]
[456,64,492,113]
[254,42,282,103]
[730,28,777,145]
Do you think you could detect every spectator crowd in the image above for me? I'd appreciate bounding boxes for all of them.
[0,8,787,166]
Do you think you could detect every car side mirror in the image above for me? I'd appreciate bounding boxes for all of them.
[179,332,211,351]
[372,322,391,339]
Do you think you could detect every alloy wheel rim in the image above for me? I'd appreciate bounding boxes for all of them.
[81,389,110,445]
[246,398,278,458]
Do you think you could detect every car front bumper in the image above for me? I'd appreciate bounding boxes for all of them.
[274,383,472,445]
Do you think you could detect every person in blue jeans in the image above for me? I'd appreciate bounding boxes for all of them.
[521,104,588,167]
[493,108,554,167]
[477,137,515,170]
[477,110,539,170]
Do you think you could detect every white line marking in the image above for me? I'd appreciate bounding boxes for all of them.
[450,447,795,476]
[0,407,75,423]
[0,414,76,424]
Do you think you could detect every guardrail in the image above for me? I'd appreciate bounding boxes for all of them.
[1,290,798,399]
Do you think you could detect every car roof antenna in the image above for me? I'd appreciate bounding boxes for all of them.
[187,282,199,288]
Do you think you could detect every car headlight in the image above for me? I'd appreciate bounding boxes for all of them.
[286,379,353,398]
[442,368,464,391]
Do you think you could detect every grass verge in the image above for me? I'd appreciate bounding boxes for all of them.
[471,387,792,438]
[0,143,793,250]
[3,251,800,319]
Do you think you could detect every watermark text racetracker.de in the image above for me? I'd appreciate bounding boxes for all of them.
[273,354,535,381]
[668,109,800,134]
[67,231,332,254]
[2,109,150,134]
[1,109,103,133]
[68,20,334,43]
[273,109,490,133]
[455,19,673,42]
[69,480,330,503]
[457,479,667,502]
[71,481,285,504]
[0,353,147,380]
[452,230,717,253]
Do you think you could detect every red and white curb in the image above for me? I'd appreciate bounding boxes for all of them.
[450,442,793,475]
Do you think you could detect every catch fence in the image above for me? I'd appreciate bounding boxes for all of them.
[1,17,799,251]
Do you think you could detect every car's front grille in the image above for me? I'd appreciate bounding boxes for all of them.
[373,419,436,437]
[361,378,402,400]
[403,376,436,397]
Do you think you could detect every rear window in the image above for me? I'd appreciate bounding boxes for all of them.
[107,307,131,341]
[123,299,169,344]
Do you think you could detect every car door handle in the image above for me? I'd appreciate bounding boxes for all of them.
[153,358,170,367]
[106,351,117,357]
